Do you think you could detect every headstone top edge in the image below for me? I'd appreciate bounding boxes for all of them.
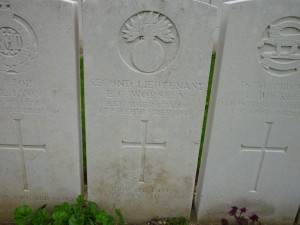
[52,0,78,4]
[224,0,253,5]
[191,0,218,9]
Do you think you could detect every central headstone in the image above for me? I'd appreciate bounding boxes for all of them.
[83,0,216,222]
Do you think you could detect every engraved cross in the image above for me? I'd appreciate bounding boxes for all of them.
[240,122,288,192]
[0,119,46,191]
[121,120,166,183]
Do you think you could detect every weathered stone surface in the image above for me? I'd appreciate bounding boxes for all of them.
[83,0,216,223]
[196,0,300,224]
[0,0,82,222]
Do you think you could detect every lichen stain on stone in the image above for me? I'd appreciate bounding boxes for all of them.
[154,169,170,183]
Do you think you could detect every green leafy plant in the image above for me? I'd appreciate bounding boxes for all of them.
[13,195,124,225]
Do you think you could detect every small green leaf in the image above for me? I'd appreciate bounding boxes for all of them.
[106,215,116,225]
[14,205,33,225]
[96,211,115,225]
[54,202,71,214]
[69,214,85,225]
[68,214,77,225]
[71,204,82,216]
[76,195,84,206]
[115,209,124,225]
[31,208,51,225]
[88,201,100,217]
[88,218,96,225]
[95,210,108,223]
[52,211,69,221]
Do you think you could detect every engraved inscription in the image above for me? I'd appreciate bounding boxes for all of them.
[0,0,38,73]
[221,80,300,118]
[119,11,179,73]
[0,77,59,114]
[96,187,188,200]
[0,119,46,191]
[0,194,74,202]
[240,122,287,192]
[258,17,300,76]
[90,79,207,118]
[121,120,166,183]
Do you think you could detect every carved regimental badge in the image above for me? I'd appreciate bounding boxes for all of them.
[118,11,179,73]
[258,17,300,76]
[0,0,38,73]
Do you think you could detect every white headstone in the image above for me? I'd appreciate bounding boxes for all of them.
[0,0,82,222]
[83,0,216,223]
[196,0,300,225]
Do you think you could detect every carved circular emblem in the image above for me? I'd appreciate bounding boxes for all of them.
[118,11,179,74]
[258,17,300,76]
[0,1,38,73]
